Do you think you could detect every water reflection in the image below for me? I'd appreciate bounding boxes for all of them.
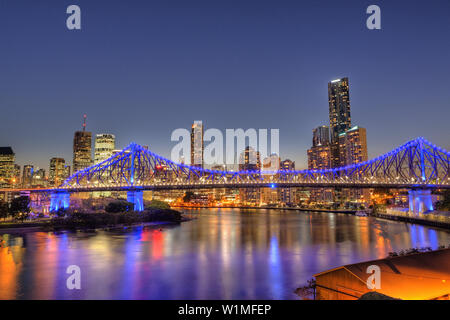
[0,209,449,299]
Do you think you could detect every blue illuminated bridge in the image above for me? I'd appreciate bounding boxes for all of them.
[3,137,450,213]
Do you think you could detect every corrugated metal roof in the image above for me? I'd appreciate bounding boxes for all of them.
[314,248,450,299]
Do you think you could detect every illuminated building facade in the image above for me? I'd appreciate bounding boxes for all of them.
[32,168,46,187]
[279,159,295,205]
[94,134,115,164]
[307,127,333,204]
[261,154,280,205]
[338,126,369,204]
[313,126,330,147]
[73,115,92,173]
[328,78,351,167]
[307,145,331,170]
[73,131,92,173]
[22,165,33,187]
[64,165,71,179]
[0,147,15,188]
[13,164,21,187]
[190,121,204,168]
[338,126,368,166]
[49,158,66,187]
[239,146,261,206]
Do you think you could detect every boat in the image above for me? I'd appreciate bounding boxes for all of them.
[355,211,368,217]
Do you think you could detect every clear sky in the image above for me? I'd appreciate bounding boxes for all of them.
[1,0,449,171]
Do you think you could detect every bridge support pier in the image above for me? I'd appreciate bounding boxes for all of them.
[50,191,70,212]
[408,189,433,215]
[127,190,144,212]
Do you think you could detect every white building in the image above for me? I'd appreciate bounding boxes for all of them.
[94,134,115,164]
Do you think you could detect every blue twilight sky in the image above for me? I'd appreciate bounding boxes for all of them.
[0,0,449,171]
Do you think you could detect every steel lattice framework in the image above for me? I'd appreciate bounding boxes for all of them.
[56,137,450,192]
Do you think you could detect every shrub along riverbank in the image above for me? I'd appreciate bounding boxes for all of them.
[45,208,183,230]
[0,199,185,232]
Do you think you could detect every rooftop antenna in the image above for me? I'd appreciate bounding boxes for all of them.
[82,114,87,132]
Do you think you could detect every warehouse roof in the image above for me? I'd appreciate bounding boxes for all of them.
[314,248,450,300]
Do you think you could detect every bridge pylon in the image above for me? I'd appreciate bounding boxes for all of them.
[408,189,433,215]
[50,191,70,212]
[127,189,144,212]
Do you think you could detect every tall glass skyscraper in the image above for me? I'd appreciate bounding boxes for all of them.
[73,115,92,173]
[312,125,330,147]
[328,77,351,167]
[190,121,204,168]
[49,157,66,186]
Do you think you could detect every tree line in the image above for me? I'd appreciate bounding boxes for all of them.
[0,196,31,222]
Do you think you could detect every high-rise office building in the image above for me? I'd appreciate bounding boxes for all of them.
[32,168,46,187]
[49,158,66,186]
[307,145,332,170]
[307,129,333,204]
[22,165,34,187]
[279,159,295,205]
[0,147,15,188]
[338,126,369,204]
[190,121,204,168]
[313,126,330,147]
[64,165,71,180]
[328,78,351,167]
[94,134,115,164]
[338,126,368,166]
[13,164,21,187]
[73,115,92,173]
[260,154,280,205]
[239,146,261,206]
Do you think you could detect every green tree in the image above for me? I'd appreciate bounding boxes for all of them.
[435,190,450,211]
[10,196,31,222]
[0,201,9,221]
[148,200,170,210]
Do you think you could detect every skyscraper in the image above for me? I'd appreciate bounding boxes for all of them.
[338,126,368,167]
[280,159,295,205]
[73,115,92,173]
[22,165,34,187]
[338,126,369,204]
[260,154,280,205]
[0,147,15,188]
[307,145,332,171]
[239,146,261,206]
[313,126,330,147]
[13,164,21,187]
[190,121,204,168]
[94,134,115,164]
[328,78,351,167]
[32,168,46,187]
[307,127,333,204]
[49,158,66,186]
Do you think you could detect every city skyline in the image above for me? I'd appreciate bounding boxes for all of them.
[1,1,450,171]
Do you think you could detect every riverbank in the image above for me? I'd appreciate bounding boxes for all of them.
[370,211,450,230]
[175,205,450,229]
[173,205,356,214]
[0,208,186,234]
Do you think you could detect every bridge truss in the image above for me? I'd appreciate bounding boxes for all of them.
[60,137,450,191]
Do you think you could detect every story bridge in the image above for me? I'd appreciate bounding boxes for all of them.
[3,137,449,214]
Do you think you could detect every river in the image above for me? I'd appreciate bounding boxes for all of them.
[1,208,449,299]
